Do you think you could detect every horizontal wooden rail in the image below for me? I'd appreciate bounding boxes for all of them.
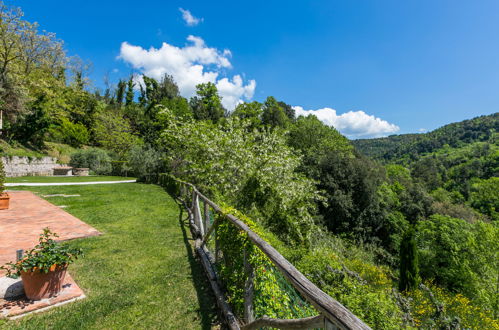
[163,175,371,330]
[241,315,325,330]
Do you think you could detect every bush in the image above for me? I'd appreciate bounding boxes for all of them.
[129,144,163,182]
[417,215,499,311]
[69,148,112,175]
[49,118,90,147]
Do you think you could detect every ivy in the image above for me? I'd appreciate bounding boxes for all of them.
[215,205,316,320]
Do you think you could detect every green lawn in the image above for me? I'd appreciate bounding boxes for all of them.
[0,183,217,329]
[6,176,135,183]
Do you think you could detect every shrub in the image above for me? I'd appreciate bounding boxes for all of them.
[70,148,112,175]
[129,144,163,182]
[296,248,404,329]
[160,112,318,245]
[49,118,89,147]
[417,215,499,311]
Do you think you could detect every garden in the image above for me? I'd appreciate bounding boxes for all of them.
[0,181,218,329]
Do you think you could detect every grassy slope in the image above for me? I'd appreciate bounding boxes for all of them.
[0,141,78,164]
[0,183,217,329]
[6,176,135,183]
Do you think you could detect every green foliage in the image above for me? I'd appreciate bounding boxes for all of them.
[1,228,82,276]
[10,96,52,147]
[69,148,112,175]
[417,215,499,312]
[49,118,90,147]
[470,177,499,221]
[398,228,420,291]
[297,249,404,329]
[288,115,353,170]
[261,96,289,128]
[161,112,318,244]
[190,82,225,122]
[354,113,498,162]
[231,101,263,129]
[407,282,499,329]
[215,206,316,320]
[93,110,141,159]
[129,144,163,182]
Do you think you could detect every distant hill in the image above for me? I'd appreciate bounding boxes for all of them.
[353,113,498,163]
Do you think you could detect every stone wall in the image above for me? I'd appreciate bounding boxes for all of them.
[1,156,59,177]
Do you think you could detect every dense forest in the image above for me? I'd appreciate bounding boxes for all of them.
[0,2,497,328]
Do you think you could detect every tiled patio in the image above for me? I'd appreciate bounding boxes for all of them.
[0,191,101,275]
[1,273,85,319]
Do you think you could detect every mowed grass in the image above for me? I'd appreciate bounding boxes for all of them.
[6,176,135,183]
[0,183,217,329]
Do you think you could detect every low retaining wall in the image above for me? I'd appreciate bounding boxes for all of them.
[1,156,59,177]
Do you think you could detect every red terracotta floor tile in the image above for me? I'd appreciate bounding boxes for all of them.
[0,272,85,319]
[0,191,101,275]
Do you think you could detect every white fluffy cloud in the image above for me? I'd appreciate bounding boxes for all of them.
[293,106,399,139]
[179,8,202,26]
[118,36,256,110]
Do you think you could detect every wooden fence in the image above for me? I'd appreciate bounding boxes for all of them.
[159,174,371,330]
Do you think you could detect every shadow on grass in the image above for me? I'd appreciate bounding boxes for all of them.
[176,203,221,330]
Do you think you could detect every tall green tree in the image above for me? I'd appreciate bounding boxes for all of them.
[190,82,225,122]
[125,76,135,106]
[115,79,126,106]
[231,101,263,128]
[262,96,288,128]
[399,228,420,292]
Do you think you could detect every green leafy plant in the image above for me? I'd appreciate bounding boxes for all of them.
[1,228,83,277]
[70,148,112,175]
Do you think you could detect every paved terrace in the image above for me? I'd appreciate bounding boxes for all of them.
[0,191,101,275]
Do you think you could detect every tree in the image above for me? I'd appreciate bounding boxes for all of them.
[0,2,66,132]
[278,100,295,121]
[125,75,135,106]
[160,112,317,244]
[261,96,288,128]
[93,110,140,159]
[399,228,419,292]
[139,74,179,111]
[190,82,225,122]
[469,177,499,221]
[417,215,498,310]
[115,79,126,106]
[231,101,262,129]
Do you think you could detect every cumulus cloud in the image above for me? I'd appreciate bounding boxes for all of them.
[118,36,256,110]
[293,106,399,139]
[179,8,202,26]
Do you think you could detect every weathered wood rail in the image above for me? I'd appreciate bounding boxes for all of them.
[160,174,371,330]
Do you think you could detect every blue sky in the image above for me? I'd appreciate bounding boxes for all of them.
[17,0,499,138]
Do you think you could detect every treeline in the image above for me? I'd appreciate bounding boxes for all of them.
[354,113,498,162]
[1,2,498,328]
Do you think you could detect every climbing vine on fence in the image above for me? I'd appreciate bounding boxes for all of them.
[215,205,316,320]
[158,173,317,320]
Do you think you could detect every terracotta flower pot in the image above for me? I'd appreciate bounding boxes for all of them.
[0,192,9,210]
[20,264,68,300]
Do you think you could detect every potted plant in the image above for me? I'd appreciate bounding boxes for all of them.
[1,228,83,300]
[0,155,9,210]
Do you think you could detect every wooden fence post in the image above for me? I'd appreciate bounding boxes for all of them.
[192,192,204,236]
[204,201,210,236]
[243,245,255,324]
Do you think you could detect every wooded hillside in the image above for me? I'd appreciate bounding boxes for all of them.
[0,2,497,328]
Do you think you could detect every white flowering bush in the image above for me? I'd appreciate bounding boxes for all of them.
[159,108,319,244]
